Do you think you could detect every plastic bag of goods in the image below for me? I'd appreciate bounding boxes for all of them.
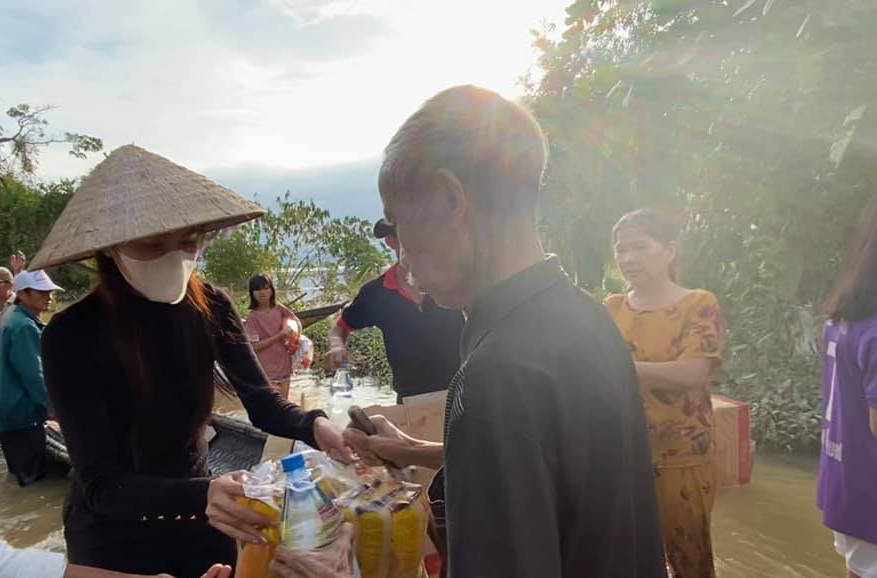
[296,451,430,578]
[292,335,314,370]
[233,461,285,578]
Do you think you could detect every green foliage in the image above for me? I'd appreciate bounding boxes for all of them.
[0,175,94,296]
[202,193,391,306]
[0,104,103,179]
[303,320,392,388]
[201,226,277,291]
[526,0,877,451]
[347,327,394,388]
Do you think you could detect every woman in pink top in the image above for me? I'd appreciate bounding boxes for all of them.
[244,274,301,400]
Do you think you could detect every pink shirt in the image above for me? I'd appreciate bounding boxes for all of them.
[245,305,296,381]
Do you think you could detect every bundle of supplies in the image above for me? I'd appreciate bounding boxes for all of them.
[234,450,429,578]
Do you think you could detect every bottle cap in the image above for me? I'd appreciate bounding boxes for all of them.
[280,452,306,473]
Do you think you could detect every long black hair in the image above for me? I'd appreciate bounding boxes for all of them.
[95,252,234,467]
[823,196,877,322]
[248,273,276,310]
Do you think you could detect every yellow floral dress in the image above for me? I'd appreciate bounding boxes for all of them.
[605,289,725,578]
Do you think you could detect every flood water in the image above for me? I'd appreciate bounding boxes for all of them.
[0,377,843,577]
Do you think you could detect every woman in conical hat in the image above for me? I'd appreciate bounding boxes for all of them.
[32,145,349,577]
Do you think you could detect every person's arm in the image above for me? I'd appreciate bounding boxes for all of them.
[636,293,724,393]
[41,318,214,523]
[251,332,287,353]
[343,415,445,470]
[443,362,562,578]
[0,535,211,578]
[66,562,231,578]
[8,322,51,414]
[327,322,350,368]
[328,284,376,368]
[65,566,147,578]
[277,305,302,332]
[9,251,25,276]
[856,330,877,439]
[0,538,68,578]
[245,313,291,354]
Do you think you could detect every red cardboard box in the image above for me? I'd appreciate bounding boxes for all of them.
[712,394,755,486]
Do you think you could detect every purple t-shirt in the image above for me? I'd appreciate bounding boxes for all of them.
[817,318,877,543]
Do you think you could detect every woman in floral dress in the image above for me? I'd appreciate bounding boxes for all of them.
[605,208,725,578]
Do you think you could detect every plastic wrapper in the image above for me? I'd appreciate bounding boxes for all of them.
[234,461,285,578]
[280,452,345,550]
[292,335,314,369]
[298,451,429,578]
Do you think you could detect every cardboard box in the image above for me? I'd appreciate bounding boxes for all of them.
[361,390,448,490]
[712,394,755,487]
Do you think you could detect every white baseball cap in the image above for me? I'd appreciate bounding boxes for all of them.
[12,270,64,293]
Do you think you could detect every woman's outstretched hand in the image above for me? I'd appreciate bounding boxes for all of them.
[313,417,355,463]
[206,471,274,544]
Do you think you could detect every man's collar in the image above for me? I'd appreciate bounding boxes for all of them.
[461,255,566,358]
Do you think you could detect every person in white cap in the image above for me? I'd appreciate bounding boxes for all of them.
[0,269,63,486]
[30,145,349,578]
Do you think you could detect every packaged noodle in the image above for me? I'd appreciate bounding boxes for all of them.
[335,478,430,578]
[234,461,285,578]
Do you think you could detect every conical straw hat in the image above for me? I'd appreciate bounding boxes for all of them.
[30,145,266,269]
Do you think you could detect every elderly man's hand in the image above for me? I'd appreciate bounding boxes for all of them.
[343,414,418,468]
[269,523,355,578]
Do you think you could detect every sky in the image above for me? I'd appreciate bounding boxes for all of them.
[3,0,568,219]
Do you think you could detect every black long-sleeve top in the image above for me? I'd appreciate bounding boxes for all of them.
[41,285,326,577]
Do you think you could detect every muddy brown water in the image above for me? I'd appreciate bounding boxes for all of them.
[0,378,843,577]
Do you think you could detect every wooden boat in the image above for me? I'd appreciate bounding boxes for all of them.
[45,413,275,477]
[295,302,347,329]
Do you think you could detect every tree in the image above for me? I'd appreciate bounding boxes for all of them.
[200,225,277,292]
[202,193,391,306]
[0,104,103,178]
[525,0,877,451]
[0,175,94,294]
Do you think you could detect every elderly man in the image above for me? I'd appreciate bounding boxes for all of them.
[0,269,62,486]
[272,86,667,578]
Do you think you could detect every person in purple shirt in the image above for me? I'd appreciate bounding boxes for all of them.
[819,196,877,578]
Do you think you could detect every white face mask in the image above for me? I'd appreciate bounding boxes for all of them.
[114,250,198,305]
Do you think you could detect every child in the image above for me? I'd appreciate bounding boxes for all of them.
[245,273,302,401]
